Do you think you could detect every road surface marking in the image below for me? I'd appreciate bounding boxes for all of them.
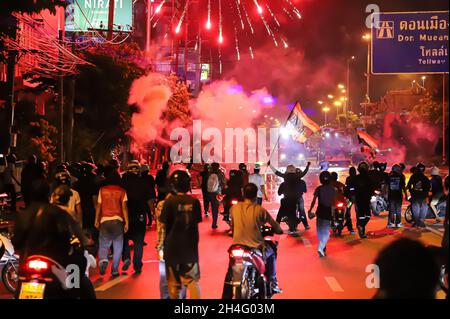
[301,238,312,247]
[142,260,159,264]
[324,276,344,292]
[95,274,130,292]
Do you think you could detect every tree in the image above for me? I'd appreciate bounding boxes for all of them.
[73,43,146,161]
[334,111,363,129]
[163,74,191,124]
[411,92,447,126]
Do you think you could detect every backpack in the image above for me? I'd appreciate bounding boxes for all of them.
[207,173,220,193]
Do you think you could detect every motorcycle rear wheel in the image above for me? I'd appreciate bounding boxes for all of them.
[2,260,19,294]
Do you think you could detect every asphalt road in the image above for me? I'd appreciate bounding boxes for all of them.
[1,168,447,299]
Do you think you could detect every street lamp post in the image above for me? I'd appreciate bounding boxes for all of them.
[363,34,371,104]
[323,106,330,125]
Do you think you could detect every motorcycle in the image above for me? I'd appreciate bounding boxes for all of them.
[0,233,19,294]
[225,226,278,299]
[404,196,447,224]
[370,190,388,216]
[332,200,346,237]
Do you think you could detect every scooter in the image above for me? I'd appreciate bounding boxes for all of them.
[0,233,19,294]
[404,196,447,224]
[225,226,278,299]
[332,200,347,237]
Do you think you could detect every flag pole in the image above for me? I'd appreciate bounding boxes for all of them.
[264,102,297,175]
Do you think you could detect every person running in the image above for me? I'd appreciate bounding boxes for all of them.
[95,170,129,277]
[308,171,336,257]
[407,163,431,228]
[248,164,268,205]
[160,170,202,299]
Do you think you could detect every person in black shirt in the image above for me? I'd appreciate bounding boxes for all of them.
[197,164,210,217]
[121,161,152,274]
[344,167,357,234]
[141,164,156,226]
[354,162,374,239]
[407,163,431,228]
[387,164,407,228]
[160,170,202,299]
[277,166,301,234]
[429,166,444,217]
[156,162,170,202]
[308,171,336,257]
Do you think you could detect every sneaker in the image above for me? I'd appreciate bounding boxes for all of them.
[357,226,367,239]
[204,212,209,217]
[349,230,356,235]
[99,260,108,275]
[387,223,395,229]
[288,229,298,235]
[318,249,326,257]
[122,259,131,271]
[271,282,283,294]
[111,271,120,277]
[212,224,218,229]
[134,269,142,275]
[396,223,404,228]
[304,225,311,230]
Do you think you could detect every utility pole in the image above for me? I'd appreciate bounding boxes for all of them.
[3,15,17,154]
[107,0,116,40]
[184,2,189,82]
[145,0,152,53]
[58,7,65,162]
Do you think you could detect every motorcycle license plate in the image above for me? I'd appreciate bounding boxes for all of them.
[19,282,45,299]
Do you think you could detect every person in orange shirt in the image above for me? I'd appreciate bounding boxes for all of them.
[95,169,129,277]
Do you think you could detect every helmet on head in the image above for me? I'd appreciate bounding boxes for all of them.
[162,161,170,170]
[80,162,96,176]
[399,163,406,171]
[229,169,238,178]
[127,160,140,174]
[379,162,387,172]
[286,164,296,174]
[358,161,369,173]
[254,163,261,172]
[330,172,338,182]
[392,164,402,174]
[239,163,247,171]
[211,162,220,172]
[416,162,426,173]
[170,170,191,193]
[54,170,71,186]
[430,166,440,176]
[372,161,380,170]
[319,171,332,185]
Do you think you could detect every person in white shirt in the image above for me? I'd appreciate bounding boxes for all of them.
[248,164,268,205]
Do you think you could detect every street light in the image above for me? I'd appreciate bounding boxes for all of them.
[421,75,426,87]
[322,106,330,124]
[362,33,371,103]
[338,84,345,89]
[318,100,324,105]
[327,94,334,99]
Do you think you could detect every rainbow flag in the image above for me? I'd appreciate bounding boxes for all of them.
[286,102,321,143]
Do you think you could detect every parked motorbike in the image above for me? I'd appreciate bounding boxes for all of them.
[332,200,346,236]
[226,226,278,299]
[404,196,447,224]
[0,233,19,294]
[370,190,388,216]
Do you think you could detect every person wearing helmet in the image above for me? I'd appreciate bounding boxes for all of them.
[354,162,375,238]
[429,166,444,217]
[120,161,152,274]
[308,171,336,257]
[222,169,244,223]
[238,163,250,186]
[52,170,83,226]
[407,163,431,228]
[268,160,311,180]
[277,165,303,234]
[160,170,202,299]
[206,162,226,229]
[222,183,284,298]
[386,164,407,228]
[248,163,268,205]
[344,167,358,234]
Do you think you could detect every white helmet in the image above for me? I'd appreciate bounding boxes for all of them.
[430,166,440,176]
